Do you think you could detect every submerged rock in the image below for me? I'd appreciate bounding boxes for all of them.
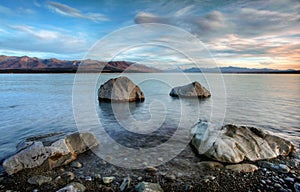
[169,81,211,98]
[135,182,163,192]
[98,76,145,102]
[191,120,295,163]
[3,132,99,175]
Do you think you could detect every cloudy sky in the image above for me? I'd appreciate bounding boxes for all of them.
[0,0,299,69]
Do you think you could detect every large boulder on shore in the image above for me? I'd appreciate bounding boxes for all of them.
[3,132,99,175]
[98,76,145,102]
[169,81,211,98]
[191,120,295,163]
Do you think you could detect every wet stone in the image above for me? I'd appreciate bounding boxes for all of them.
[27,175,52,186]
[71,161,82,168]
[103,176,115,184]
[61,171,75,183]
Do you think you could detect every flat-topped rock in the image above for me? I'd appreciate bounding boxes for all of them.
[225,163,258,173]
[98,76,145,102]
[191,120,295,163]
[3,132,99,175]
[169,81,211,98]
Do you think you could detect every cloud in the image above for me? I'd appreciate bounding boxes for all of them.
[134,0,300,69]
[0,5,13,15]
[0,25,90,56]
[259,61,273,65]
[17,7,36,15]
[135,10,227,39]
[48,1,109,22]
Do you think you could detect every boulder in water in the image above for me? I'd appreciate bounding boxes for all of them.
[98,76,145,102]
[169,81,211,98]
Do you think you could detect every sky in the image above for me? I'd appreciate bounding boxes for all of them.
[0,0,299,70]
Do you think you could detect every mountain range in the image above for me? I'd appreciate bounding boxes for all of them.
[0,55,159,73]
[0,55,299,73]
[183,66,300,73]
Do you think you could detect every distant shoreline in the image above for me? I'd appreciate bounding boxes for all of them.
[0,70,299,74]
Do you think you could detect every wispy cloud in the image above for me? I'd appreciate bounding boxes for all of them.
[1,25,90,56]
[48,1,109,22]
[0,5,13,15]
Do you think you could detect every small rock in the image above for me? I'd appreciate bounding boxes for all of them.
[294,183,300,192]
[177,172,183,177]
[137,176,142,181]
[157,158,163,162]
[56,182,86,192]
[261,168,267,172]
[279,188,289,192]
[85,176,92,181]
[61,171,75,182]
[258,161,290,173]
[197,161,224,170]
[54,176,62,181]
[33,189,38,192]
[261,180,266,185]
[120,177,131,192]
[225,164,258,173]
[203,175,216,182]
[71,161,82,168]
[27,175,52,186]
[274,183,282,188]
[145,166,157,172]
[278,164,290,173]
[185,184,193,191]
[285,177,295,183]
[165,174,176,181]
[93,173,101,180]
[135,182,163,192]
[279,178,285,183]
[103,176,115,184]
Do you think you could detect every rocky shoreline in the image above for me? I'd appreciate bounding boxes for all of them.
[0,144,299,192]
[0,124,299,192]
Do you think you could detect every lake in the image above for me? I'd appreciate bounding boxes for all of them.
[0,73,299,163]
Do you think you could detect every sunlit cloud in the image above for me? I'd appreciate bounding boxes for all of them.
[48,1,110,22]
[134,0,300,69]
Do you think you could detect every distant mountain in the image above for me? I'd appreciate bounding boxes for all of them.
[0,55,160,73]
[183,66,300,73]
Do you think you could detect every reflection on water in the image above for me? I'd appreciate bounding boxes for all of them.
[0,73,299,162]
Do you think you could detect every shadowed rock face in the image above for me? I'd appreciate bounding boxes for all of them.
[2,132,99,175]
[169,81,211,98]
[191,121,295,163]
[98,76,145,102]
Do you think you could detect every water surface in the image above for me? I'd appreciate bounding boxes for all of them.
[0,73,299,161]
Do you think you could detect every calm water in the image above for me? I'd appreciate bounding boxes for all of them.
[0,73,299,162]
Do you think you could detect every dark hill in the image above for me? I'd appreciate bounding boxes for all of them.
[0,55,159,73]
